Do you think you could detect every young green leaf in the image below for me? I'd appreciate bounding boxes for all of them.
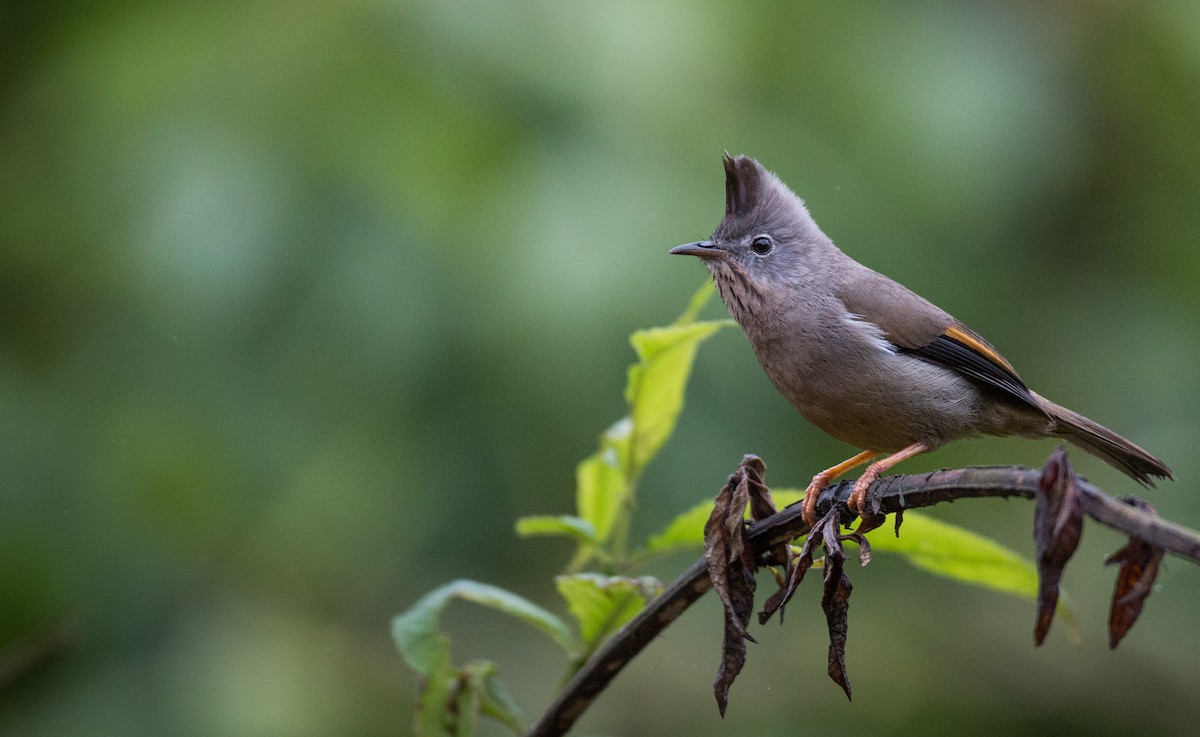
[675,279,718,325]
[864,511,1078,637]
[411,637,457,737]
[393,580,577,676]
[644,500,714,555]
[625,320,729,475]
[556,574,663,648]
[514,515,599,545]
[644,489,804,558]
[462,661,525,735]
[575,447,627,544]
[623,278,731,476]
[867,513,1037,599]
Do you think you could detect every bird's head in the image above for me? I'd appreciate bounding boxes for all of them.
[671,154,827,321]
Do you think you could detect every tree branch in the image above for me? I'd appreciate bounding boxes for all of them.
[524,463,1200,737]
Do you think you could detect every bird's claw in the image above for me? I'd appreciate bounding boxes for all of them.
[800,476,827,530]
[847,475,887,534]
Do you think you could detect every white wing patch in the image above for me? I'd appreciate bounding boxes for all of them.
[843,313,898,355]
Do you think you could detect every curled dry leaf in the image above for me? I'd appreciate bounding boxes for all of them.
[704,455,774,716]
[757,506,857,700]
[822,565,854,701]
[759,508,838,624]
[855,506,888,536]
[1105,498,1165,649]
[840,530,871,567]
[743,456,791,568]
[1033,447,1084,646]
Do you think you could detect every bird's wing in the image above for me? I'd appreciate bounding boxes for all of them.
[836,270,1044,414]
[907,320,1045,414]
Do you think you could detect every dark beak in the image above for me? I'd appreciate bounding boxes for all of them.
[669,240,725,260]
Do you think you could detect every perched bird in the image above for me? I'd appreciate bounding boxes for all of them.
[671,154,1172,527]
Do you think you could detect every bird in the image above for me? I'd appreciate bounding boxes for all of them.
[670,154,1172,529]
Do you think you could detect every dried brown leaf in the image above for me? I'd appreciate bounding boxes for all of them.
[755,505,856,700]
[1105,498,1165,649]
[822,552,853,701]
[742,455,791,568]
[758,507,838,624]
[704,456,767,715]
[742,455,774,520]
[1033,447,1084,645]
[758,549,813,625]
[840,530,872,567]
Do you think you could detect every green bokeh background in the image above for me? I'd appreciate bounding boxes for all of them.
[3,2,1199,735]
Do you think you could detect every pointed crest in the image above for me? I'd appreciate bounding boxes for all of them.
[722,153,765,217]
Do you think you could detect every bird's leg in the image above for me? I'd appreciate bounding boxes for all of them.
[801,450,879,528]
[846,442,931,519]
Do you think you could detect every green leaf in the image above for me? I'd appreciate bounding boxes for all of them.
[675,279,718,325]
[773,490,802,504]
[412,638,457,737]
[514,514,598,545]
[642,490,803,557]
[642,490,805,557]
[854,508,1079,639]
[625,319,730,474]
[866,513,1036,597]
[393,580,576,676]
[556,574,663,648]
[643,500,714,554]
[462,661,524,734]
[575,447,627,544]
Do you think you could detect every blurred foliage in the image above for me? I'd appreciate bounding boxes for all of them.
[2,1,1200,736]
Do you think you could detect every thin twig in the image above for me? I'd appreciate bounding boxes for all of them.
[524,463,1200,737]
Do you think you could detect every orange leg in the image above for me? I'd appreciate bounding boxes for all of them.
[801,450,879,528]
[846,442,932,518]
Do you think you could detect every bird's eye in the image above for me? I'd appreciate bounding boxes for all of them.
[750,236,773,255]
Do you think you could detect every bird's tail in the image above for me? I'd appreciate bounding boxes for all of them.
[1038,396,1173,486]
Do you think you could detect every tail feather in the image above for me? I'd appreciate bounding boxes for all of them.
[1039,398,1173,486]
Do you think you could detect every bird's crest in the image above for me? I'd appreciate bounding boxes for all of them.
[722,153,765,218]
[716,153,805,242]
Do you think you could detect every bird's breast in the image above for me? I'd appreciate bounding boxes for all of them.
[744,315,984,452]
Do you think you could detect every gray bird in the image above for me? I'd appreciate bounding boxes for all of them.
[671,154,1172,527]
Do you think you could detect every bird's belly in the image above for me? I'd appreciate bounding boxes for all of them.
[761,347,982,452]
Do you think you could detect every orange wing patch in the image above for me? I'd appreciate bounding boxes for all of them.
[943,323,1016,374]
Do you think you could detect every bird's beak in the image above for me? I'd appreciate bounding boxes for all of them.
[669,240,725,260]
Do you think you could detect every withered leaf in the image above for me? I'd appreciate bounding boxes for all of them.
[756,505,856,700]
[1033,447,1084,645]
[823,565,853,701]
[705,455,768,716]
[759,549,813,625]
[1105,498,1165,649]
[742,455,775,521]
[841,530,872,567]
[819,511,854,700]
[758,507,838,624]
[742,455,791,568]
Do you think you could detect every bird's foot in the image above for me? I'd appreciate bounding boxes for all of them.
[847,468,887,534]
[845,442,930,533]
[845,473,874,518]
[800,474,829,529]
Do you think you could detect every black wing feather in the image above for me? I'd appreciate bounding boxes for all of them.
[903,334,1046,416]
